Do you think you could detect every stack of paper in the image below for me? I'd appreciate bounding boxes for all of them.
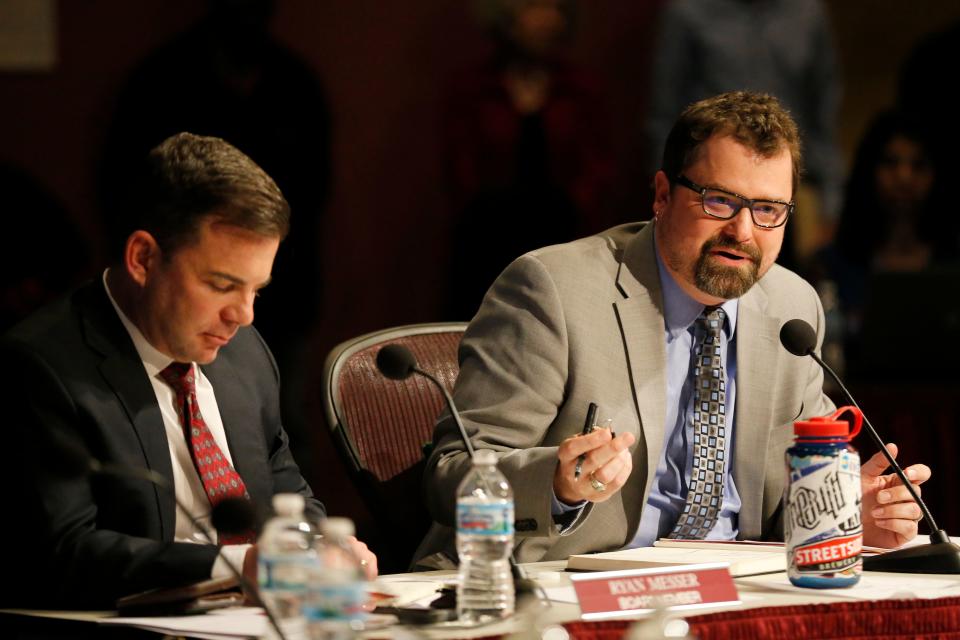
[566,540,787,577]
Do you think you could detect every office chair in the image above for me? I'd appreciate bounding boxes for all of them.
[321,322,466,572]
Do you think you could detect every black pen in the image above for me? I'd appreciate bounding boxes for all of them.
[574,402,598,480]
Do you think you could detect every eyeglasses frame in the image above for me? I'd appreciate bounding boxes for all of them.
[674,174,794,229]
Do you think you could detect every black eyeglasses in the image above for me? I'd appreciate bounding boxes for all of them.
[675,175,793,229]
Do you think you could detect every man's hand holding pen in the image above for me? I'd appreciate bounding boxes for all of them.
[554,417,635,505]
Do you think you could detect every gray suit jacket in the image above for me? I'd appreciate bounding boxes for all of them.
[417,222,832,564]
[0,280,323,608]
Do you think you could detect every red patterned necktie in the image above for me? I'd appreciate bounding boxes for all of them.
[160,362,254,545]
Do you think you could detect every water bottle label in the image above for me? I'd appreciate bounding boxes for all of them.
[785,449,862,578]
[790,533,862,575]
[304,582,367,622]
[259,554,316,590]
[457,501,514,536]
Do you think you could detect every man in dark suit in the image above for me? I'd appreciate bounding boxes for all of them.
[1,132,375,609]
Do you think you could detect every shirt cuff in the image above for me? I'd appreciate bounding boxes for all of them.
[213,544,252,579]
[552,491,585,515]
[552,491,586,530]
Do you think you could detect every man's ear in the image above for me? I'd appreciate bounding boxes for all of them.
[652,170,671,219]
[124,230,161,287]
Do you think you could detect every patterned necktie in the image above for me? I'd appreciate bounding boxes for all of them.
[159,362,254,545]
[669,307,727,539]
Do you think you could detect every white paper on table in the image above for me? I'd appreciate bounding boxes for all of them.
[98,607,267,638]
[541,584,579,605]
[374,577,452,607]
[161,633,253,640]
[741,571,960,601]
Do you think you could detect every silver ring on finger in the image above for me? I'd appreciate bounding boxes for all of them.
[589,471,607,493]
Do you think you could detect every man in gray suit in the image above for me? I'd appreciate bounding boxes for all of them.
[419,91,928,565]
[1,133,375,608]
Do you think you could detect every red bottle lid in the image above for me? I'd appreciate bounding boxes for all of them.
[794,405,863,441]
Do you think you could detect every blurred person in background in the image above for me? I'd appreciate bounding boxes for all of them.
[443,0,616,320]
[645,0,842,269]
[814,110,947,376]
[899,20,960,261]
[0,164,91,332]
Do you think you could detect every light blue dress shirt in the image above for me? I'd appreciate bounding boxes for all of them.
[628,248,741,547]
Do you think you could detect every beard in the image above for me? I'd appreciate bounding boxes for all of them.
[693,235,763,299]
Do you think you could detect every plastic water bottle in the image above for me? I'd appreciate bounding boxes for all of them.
[258,493,317,639]
[785,406,863,588]
[456,449,515,623]
[304,517,367,639]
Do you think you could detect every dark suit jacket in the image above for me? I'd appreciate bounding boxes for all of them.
[0,280,323,608]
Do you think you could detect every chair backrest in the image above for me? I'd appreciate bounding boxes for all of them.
[320,322,467,571]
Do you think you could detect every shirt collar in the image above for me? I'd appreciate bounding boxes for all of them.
[654,245,738,341]
[102,268,182,378]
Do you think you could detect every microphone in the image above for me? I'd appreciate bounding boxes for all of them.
[377,344,475,457]
[780,319,960,573]
[375,344,418,381]
[211,495,263,539]
[44,427,289,638]
[375,344,540,597]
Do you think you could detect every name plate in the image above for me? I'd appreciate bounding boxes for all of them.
[569,563,740,620]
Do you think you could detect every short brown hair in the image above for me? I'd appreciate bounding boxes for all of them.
[660,91,803,194]
[121,132,290,257]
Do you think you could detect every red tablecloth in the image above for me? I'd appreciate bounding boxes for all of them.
[562,595,960,639]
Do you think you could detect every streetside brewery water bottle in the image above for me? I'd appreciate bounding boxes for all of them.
[785,406,864,588]
[304,517,367,639]
[456,449,515,623]
[258,493,317,638]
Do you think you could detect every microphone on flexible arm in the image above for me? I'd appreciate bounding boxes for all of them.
[45,427,288,639]
[780,318,960,573]
[376,344,476,458]
[375,344,541,598]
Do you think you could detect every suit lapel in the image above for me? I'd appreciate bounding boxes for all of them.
[201,349,272,507]
[613,223,668,529]
[78,283,176,540]
[733,282,783,538]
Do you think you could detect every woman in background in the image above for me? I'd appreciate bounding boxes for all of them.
[816,110,950,378]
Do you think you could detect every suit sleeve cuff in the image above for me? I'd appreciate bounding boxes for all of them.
[551,490,586,531]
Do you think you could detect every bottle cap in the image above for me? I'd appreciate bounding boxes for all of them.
[272,493,305,516]
[794,406,863,440]
[320,516,355,538]
[472,449,497,466]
